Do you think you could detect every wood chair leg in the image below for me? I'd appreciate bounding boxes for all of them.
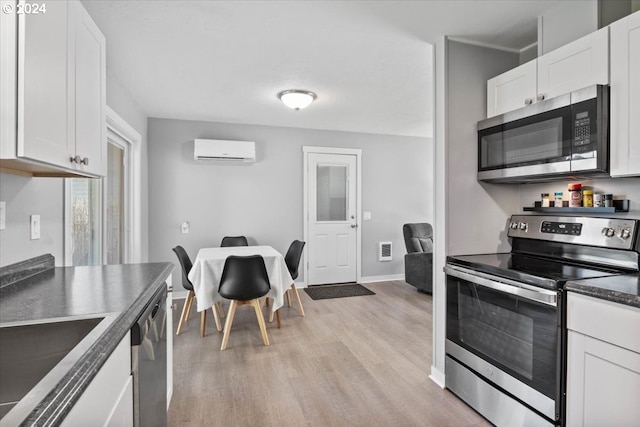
[184,290,195,321]
[269,304,275,323]
[200,310,207,338]
[276,309,281,329]
[216,301,226,318]
[220,300,238,351]
[251,299,270,346]
[212,304,222,332]
[176,291,193,335]
[290,284,305,317]
[286,290,291,307]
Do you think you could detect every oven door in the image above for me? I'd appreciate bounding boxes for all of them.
[445,265,562,422]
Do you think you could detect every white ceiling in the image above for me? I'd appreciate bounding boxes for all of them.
[83,0,567,138]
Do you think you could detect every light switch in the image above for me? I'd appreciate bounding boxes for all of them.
[30,215,40,240]
[0,201,5,230]
[363,211,372,221]
[181,221,190,234]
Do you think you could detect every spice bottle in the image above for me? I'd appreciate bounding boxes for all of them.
[583,189,594,207]
[568,183,582,207]
[604,194,613,207]
[554,192,563,207]
[594,193,604,207]
[541,193,550,207]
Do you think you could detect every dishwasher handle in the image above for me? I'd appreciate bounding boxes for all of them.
[131,285,167,346]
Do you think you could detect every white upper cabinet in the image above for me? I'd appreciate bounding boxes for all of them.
[487,59,537,117]
[537,27,609,101]
[0,0,105,177]
[487,27,609,118]
[610,10,640,177]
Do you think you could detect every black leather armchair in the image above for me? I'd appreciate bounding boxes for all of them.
[403,223,433,294]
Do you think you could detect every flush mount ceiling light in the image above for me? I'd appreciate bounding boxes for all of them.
[277,89,317,110]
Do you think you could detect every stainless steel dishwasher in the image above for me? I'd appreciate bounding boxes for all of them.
[131,285,167,427]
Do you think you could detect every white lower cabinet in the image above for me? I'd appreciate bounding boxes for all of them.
[61,331,132,427]
[566,293,640,427]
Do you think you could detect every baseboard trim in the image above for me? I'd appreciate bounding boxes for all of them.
[359,274,404,283]
[173,289,189,300]
[429,365,446,389]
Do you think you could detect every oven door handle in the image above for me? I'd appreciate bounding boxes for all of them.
[444,265,558,306]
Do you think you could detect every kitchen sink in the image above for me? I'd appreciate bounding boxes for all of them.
[0,316,110,422]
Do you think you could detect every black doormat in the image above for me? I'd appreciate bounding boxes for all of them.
[304,283,375,300]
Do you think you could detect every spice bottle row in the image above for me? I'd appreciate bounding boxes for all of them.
[541,183,614,208]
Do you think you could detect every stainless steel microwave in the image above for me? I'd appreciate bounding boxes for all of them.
[477,85,609,183]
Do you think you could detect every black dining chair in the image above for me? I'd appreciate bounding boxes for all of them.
[220,236,249,247]
[172,246,223,337]
[270,240,306,327]
[218,255,271,350]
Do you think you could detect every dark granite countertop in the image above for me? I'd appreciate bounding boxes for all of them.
[0,262,174,426]
[565,273,640,308]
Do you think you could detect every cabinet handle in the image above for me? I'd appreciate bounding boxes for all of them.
[524,98,533,105]
[537,93,546,101]
[69,155,89,166]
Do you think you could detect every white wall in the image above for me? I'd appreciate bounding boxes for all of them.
[0,72,148,267]
[147,118,433,286]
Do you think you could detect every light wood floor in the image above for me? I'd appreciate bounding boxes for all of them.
[168,281,491,427]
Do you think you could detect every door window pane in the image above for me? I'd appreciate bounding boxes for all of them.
[70,179,101,266]
[316,165,347,221]
[106,143,124,264]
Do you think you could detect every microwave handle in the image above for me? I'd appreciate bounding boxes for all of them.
[444,265,557,306]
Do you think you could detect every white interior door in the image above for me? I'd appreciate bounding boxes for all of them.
[307,152,357,285]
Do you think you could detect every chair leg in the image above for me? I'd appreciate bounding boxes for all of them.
[290,284,305,317]
[220,300,238,351]
[184,291,195,321]
[251,299,270,346]
[212,304,222,332]
[200,310,207,338]
[276,309,281,329]
[216,301,226,318]
[176,291,194,335]
[286,290,291,307]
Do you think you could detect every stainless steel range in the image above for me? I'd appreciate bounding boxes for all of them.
[444,215,640,427]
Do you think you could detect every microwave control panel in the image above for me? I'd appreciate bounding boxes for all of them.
[573,111,591,148]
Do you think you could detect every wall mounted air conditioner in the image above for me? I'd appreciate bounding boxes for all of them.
[194,139,256,163]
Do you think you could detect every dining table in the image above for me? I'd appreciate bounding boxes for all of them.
[187,245,294,316]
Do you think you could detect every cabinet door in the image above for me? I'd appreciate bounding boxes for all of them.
[486,59,536,117]
[18,0,75,168]
[566,331,640,427]
[610,11,640,177]
[537,27,609,101]
[72,0,106,176]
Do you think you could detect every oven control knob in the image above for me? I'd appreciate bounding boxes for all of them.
[602,227,613,237]
[617,229,631,239]
[518,222,528,231]
[510,221,519,229]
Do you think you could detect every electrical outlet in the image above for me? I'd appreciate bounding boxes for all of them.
[30,215,40,240]
[181,221,190,234]
[363,211,372,221]
[0,201,5,230]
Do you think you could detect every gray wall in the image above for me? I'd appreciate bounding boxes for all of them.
[147,118,433,286]
[446,41,522,256]
[0,175,64,266]
[539,0,598,55]
[0,72,148,267]
[519,178,640,219]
